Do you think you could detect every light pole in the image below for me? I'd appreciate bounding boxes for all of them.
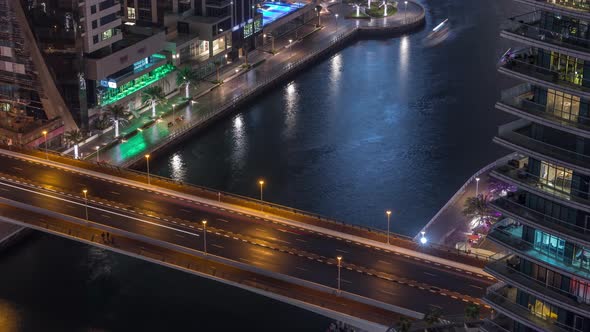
[475,177,480,197]
[288,39,293,57]
[258,179,265,211]
[315,7,321,27]
[386,210,392,244]
[202,219,207,255]
[404,1,408,23]
[82,189,88,221]
[335,13,339,30]
[336,256,342,293]
[420,231,428,244]
[95,146,100,163]
[145,154,151,185]
[42,130,48,160]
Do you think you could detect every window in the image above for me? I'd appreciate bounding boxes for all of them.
[92,20,98,29]
[534,229,566,259]
[127,7,136,20]
[530,298,559,320]
[93,35,99,44]
[101,29,114,41]
[550,51,585,86]
[244,22,253,38]
[546,89,580,122]
[571,278,590,304]
[540,161,573,194]
[91,5,97,14]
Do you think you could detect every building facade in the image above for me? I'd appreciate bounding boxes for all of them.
[482,1,590,331]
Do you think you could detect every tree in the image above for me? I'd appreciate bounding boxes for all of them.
[464,303,480,320]
[424,307,442,327]
[396,317,412,332]
[106,104,130,138]
[462,194,494,226]
[141,86,166,118]
[176,66,199,99]
[64,129,83,159]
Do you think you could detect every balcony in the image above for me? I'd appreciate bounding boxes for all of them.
[499,52,590,100]
[494,120,590,175]
[492,194,590,247]
[513,0,590,20]
[206,0,232,8]
[480,315,513,332]
[488,220,590,281]
[497,84,590,139]
[502,12,590,60]
[491,164,590,213]
[484,285,573,332]
[485,255,590,315]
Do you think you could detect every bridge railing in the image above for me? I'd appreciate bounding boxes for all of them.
[1,144,497,265]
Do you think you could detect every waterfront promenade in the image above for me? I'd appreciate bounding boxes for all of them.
[76,1,425,166]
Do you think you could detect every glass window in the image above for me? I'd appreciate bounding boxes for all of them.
[101,29,113,41]
[550,52,584,86]
[573,245,590,271]
[546,89,580,122]
[530,298,559,320]
[540,161,573,193]
[534,229,566,259]
[127,7,136,20]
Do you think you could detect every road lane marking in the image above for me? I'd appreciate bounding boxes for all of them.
[100,214,111,219]
[12,167,22,171]
[212,244,224,249]
[296,266,308,271]
[180,209,191,213]
[278,228,299,235]
[217,218,230,223]
[379,290,396,296]
[424,272,437,277]
[470,285,483,290]
[377,260,392,265]
[0,180,202,239]
[340,279,352,284]
[109,191,120,195]
[336,249,348,254]
[296,238,307,243]
[175,234,185,238]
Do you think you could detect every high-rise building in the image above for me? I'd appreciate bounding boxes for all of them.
[482,1,590,331]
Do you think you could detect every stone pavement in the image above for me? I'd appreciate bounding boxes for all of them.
[72,1,424,166]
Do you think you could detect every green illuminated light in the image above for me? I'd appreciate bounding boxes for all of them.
[100,64,175,107]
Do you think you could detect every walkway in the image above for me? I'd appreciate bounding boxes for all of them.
[74,1,425,166]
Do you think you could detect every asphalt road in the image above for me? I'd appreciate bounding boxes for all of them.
[0,153,493,315]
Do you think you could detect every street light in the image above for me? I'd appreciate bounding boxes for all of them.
[42,130,48,160]
[95,146,100,163]
[404,1,408,23]
[475,177,480,197]
[335,13,339,30]
[145,154,151,185]
[288,39,293,57]
[420,231,428,244]
[202,219,207,255]
[386,210,392,244]
[258,179,265,211]
[82,189,88,221]
[336,256,342,293]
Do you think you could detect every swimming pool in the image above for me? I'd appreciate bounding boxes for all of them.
[257,2,305,26]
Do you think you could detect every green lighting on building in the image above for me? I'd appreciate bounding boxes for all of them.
[100,64,175,107]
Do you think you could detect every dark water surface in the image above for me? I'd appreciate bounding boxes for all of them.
[0,0,523,330]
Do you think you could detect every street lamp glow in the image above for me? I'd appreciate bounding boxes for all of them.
[95,146,100,162]
[82,189,89,221]
[145,154,151,185]
[475,177,480,196]
[386,210,392,245]
[202,219,208,255]
[420,231,428,244]
[336,256,342,293]
[42,130,48,160]
[258,180,265,209]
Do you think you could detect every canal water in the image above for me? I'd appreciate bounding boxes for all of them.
[0,0,525,330]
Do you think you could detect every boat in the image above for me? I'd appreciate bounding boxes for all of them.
[423,19,450,47]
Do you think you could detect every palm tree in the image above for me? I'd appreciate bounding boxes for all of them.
[396,317,412,332]
[464,303,480,321]
[64,129,83,159]
[462,194,494,227]
[106,104,130,138]
[141,85,166,118]
[424,307,442,327]
[176,67,199,99]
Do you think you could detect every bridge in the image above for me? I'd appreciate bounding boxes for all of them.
[0,146,495,331]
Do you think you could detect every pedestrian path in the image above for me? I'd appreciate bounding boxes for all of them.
[72,1,425,166]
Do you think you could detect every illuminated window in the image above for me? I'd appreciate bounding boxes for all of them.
[531,299,558,320]
[540,161,573,194]
[534,229,566,259]
[550,52,584,86]
[101,28,113,41]
[546,89,580,122]
[127,7,136,20]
